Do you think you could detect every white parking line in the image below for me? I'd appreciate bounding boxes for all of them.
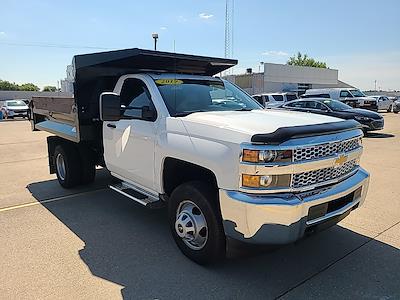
[0,188,106,213]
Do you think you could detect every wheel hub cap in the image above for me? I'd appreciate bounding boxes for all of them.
[56,153,66,181]
[175,201,208,250]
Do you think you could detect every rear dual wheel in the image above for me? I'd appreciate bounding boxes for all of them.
[54,144,95,188]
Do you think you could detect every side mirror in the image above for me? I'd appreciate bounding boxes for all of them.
[141,106,156,121]
[100,92,121,121]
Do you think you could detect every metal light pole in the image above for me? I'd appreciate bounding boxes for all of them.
[152,33,159,51]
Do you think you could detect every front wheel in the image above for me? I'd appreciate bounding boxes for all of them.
[168,181,226,265]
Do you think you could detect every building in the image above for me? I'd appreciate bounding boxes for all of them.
[225,63,354,95]
[60,64,75,93]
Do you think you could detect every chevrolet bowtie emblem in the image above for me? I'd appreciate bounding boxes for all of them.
[334,154,348,167]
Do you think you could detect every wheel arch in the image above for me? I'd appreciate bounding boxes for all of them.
[162,157,219,197]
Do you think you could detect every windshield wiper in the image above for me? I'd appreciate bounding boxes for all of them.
[173,110,206,117]
[234,108,253,111]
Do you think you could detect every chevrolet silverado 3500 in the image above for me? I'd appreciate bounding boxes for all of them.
[31,48,370,264]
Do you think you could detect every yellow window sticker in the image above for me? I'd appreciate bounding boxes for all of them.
[155,79,183,85]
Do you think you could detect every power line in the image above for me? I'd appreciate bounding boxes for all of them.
[0,41,111,50]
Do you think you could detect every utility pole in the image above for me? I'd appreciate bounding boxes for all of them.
[224,0,234,75]
[374,80,377,91]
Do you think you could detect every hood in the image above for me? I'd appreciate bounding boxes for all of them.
[345,108,382,119]
[6,105,28,110]
[177,109,342,144]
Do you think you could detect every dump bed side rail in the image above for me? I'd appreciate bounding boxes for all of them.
[30,96,81,143]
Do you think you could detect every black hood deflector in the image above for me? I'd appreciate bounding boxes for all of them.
[251,120,361,145]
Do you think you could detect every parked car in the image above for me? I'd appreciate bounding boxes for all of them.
[31,48,370,264]
[369,95,392,112]
[302,88,378,111]
[279,98,384,133]
[252,92,298,108]
[393,99,400,114]
[0,99,29,119]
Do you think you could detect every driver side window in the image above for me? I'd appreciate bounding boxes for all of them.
[120,78,156,121]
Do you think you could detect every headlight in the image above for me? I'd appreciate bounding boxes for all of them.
[354,116,370,121]
[242,149,292,163]
[242,174,291,188]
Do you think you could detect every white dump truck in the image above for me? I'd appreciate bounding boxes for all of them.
[31,48,370,264]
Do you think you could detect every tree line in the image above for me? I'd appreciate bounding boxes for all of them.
[0,79,57,92]
[287,52,327,68]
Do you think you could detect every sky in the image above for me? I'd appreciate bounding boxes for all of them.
[0,0,399,90]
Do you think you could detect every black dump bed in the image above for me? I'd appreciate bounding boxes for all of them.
[31,48,237,142]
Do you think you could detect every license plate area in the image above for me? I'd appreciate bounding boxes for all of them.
[307,187,362,222]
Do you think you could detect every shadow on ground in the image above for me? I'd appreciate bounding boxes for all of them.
[27,175,400,299]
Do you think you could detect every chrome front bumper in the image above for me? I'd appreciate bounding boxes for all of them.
[219,168,370,244]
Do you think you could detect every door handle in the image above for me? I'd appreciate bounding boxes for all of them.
[107,123,116,128]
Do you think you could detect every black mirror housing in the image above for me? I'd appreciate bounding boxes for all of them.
[141,106,156,121]
[100,93,121,121]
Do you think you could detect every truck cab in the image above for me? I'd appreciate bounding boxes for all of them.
[31,48,370,264]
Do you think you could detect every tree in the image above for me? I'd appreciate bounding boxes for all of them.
[42,86,57,92]
[287,52,327,68]
[19,83,40,91]
[0,80,40,91]
[0,80,19,91]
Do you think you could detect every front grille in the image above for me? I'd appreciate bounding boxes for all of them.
[293,137,361,162]
[292,159,358,189]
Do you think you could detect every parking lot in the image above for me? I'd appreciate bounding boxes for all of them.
[0,116,399,299]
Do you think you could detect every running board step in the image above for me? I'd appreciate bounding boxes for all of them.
[109,182,164,209]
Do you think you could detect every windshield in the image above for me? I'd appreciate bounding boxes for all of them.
[155,78,262,116]
[320,99,352,111]
[350,89,366,97]
[6,100,26,107]
[272,95,284,102]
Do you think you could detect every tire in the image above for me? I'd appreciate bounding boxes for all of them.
[394,110,399,114]
[54,144,81,188]
[168,181,226,265]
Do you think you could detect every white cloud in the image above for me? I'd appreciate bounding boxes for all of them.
[160,26,167,30]
[177,16,187,23]
[199,13,214,19]
[262,50,289,56]
[0,31,6,37]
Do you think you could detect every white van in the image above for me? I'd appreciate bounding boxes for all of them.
[252,92,298,108]
[303,88,378,111]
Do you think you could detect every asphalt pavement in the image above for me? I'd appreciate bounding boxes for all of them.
[0,116,399,299]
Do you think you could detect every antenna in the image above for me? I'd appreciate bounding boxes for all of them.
[224,0,234,61]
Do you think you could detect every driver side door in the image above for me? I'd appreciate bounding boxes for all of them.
[103,77,158,191]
